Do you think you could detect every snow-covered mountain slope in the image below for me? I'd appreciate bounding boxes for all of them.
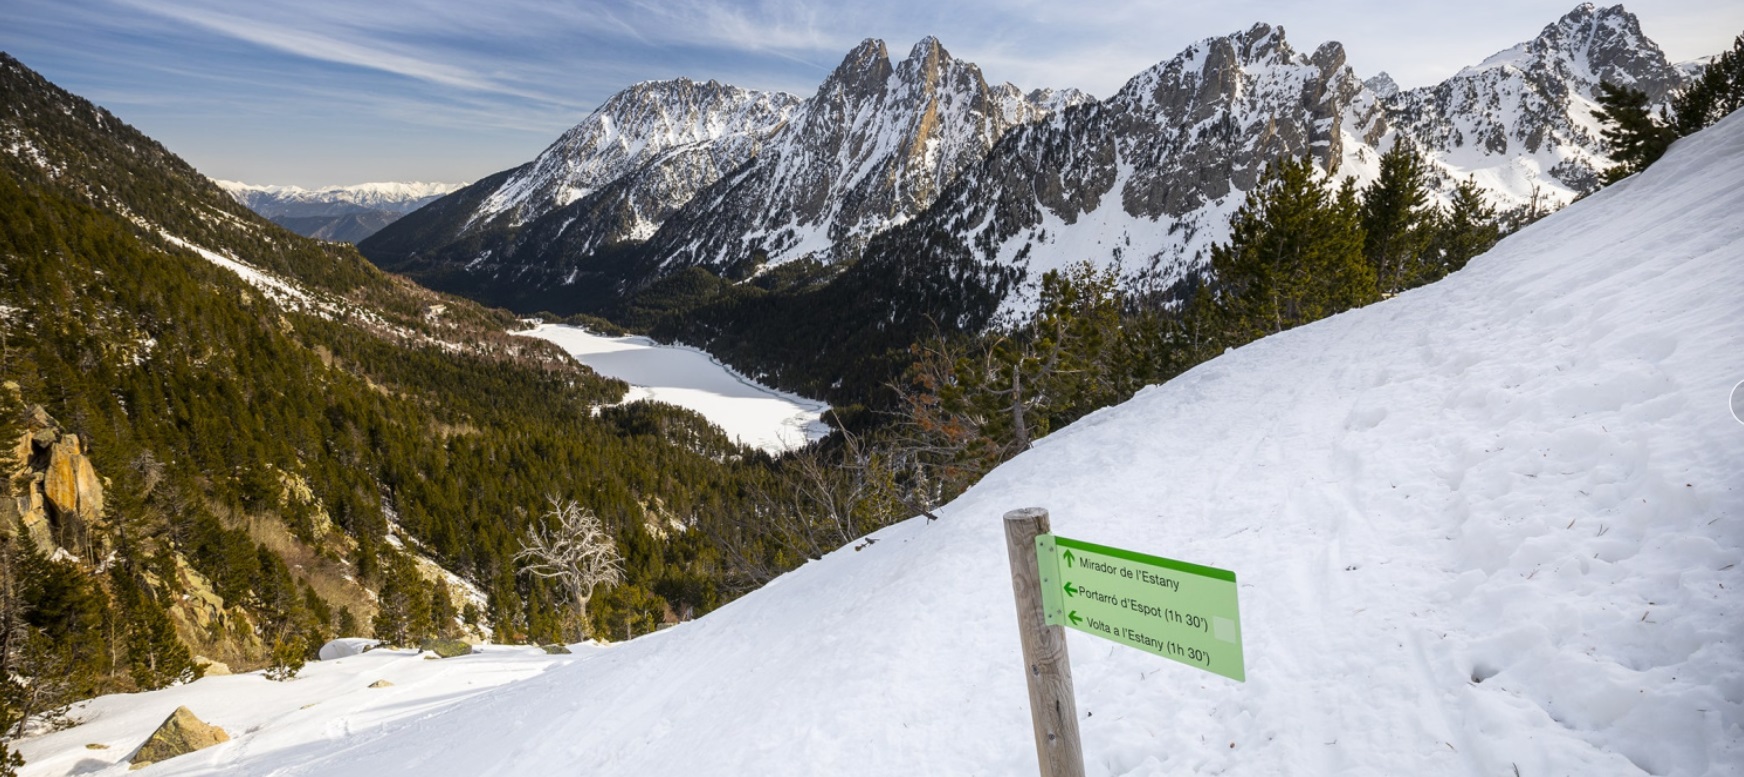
[216,180,465,218]
[359,37,1085,312]
[858,23,1388,318]
[1383,2,1687,206]
[642,37,1082,270]
[467,78,801,234]
[866,5,1690,319]
[32,98,1743,777]
[359,5,1693,324]
[357,78,802,305]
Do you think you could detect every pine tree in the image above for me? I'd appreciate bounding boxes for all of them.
[370,552,432,647]
[264,634,306,681]
[1670,32,1744,136]
[0,539,29,775]
[1593,82,1676,184]
[1206,155,1375,342]
[1362,138,1434,295]
[1430,178,1501,276]
[110,567,198,691]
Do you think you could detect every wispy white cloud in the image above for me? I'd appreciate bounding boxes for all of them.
[110,0,568,101]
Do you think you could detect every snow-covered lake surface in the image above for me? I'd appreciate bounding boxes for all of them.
[518,324,830,454]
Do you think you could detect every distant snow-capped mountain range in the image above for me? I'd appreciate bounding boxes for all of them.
[355,3,1701,321]
[217,180,466,243]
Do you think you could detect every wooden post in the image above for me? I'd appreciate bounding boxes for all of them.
[1004,507,1085,777]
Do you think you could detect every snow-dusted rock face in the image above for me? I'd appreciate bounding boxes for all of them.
[853,23,1388,317]
[361,37,1085,309]
[362,5,1699,327]
[1382,3,1686,204]
[467,78,801,235]
[359,79,801,305]
[643,37,1080,270]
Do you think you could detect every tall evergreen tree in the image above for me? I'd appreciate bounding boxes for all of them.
[1361,139,1434,295]
[1670,32,1744,136]
[110,568,198,691]
[1593,81,1676,184]
[1431,178,1502,276]
[1205,155,1375,341]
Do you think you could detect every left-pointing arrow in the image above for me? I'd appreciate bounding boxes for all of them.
[1068,610,1083,627]
[1064,582,1078,597]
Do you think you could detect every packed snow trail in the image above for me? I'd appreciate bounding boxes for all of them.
[24,114,1744,776]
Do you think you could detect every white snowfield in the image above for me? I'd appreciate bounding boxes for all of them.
[518,324,831,454]
[19,115,1744,776]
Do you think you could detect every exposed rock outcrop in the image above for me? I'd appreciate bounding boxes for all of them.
[3,405,107,558]
[419,637,474,658]
[130,706,229,770]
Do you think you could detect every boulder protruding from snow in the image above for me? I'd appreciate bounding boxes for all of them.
[419,638,473,658]
[317,638,382,661]
[129,706,228,770]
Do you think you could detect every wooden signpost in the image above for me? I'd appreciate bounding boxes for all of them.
[1004,507,1245,777]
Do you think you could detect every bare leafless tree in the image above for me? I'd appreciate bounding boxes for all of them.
[514,497,624,641]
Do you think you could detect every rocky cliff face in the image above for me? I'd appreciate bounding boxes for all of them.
[359,78,803,309]
[4,404,107,559]
[361,4,1692,325]
[642,37,1078,272]
[360,38,1082,312]
[850,23,1388,317]
[468,78,801,237]
[1381,3,1686,203]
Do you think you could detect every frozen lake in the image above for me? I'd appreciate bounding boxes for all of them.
[520,324,830,454]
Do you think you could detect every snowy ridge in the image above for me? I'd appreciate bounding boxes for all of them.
[359,36,1088,301]
[1382,3,1687,206]
[643,37,1085,270]
[359,6,1698,325]
[216,180,466,217]
[875,23,1388,318]
[26,73,1743,777]
[467,79,801,232]
[867,6,1690,319]
[149,228,472,358]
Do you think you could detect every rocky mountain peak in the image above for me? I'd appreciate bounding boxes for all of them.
[1385,2,1685,204]
[908,35,946,64]
[1234,22,1291,64]
[1544,3,1681,97]
[465,76,799,231]
[1470,3,1679,98]
[637,35,1077,271]
[1365,72,1402,98]
[826,38,895,96]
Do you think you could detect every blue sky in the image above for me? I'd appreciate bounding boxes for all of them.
[5,0,1739,187]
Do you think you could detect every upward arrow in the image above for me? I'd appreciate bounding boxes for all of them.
[1063,549,1076,568]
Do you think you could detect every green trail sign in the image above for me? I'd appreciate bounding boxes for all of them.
[1036,534,1245,682]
